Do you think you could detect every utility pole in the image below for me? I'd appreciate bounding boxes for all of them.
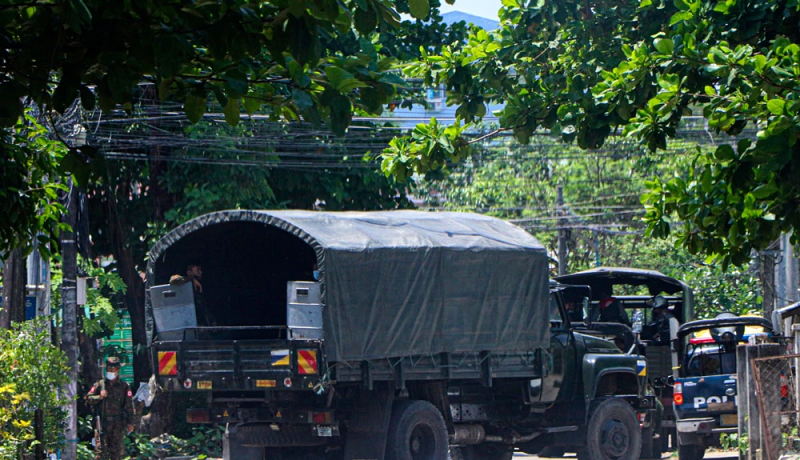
[60,179,78,460]
[557,184,567,276]
[0,248,27,328]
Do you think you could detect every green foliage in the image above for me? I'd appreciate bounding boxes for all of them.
[419,136,762,317]
[50,256,127,339]
[0,317,70,457]
[124,425,225,460]
[0,112,69,258]
[721,432,748,453]
[382,0,800,265]
[2,0,468,259]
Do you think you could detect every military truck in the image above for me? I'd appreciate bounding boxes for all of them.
[146,211,654,460]
[555,268,695,454]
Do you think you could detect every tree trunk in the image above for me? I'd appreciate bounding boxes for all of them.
[106,180,150,384]
[61,181,79,460]
[1,247,28,328]
[78,314,102,385]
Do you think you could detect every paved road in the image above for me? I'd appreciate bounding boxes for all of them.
[518,452,738,460]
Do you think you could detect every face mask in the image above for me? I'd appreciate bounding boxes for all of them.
[313,270,320,281]
[106,372,117,380]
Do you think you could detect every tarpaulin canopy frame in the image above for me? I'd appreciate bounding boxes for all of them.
[146,210,550,362]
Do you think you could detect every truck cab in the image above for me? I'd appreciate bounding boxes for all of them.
[555,267,694,454]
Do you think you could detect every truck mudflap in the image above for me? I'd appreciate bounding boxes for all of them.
[152,338,324,392]
[187,406,338,428]
[234,423,335,447]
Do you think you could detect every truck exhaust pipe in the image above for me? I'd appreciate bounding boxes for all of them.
[451,425,542,445]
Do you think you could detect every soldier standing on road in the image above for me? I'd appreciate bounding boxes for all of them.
[85,357,134,460]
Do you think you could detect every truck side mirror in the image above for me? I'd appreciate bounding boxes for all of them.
[582,297,591,326]
[666,375,675,386]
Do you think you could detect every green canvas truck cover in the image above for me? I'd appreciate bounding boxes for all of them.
[146,210,550,362]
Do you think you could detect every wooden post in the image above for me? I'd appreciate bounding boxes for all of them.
[740,343,784,460]
[737,344,748,460]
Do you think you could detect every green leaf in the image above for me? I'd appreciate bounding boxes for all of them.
[409,0,430,19]
[770,66,793,78]
[79,85,95,111]
[223,98,240,126]
[329,94,352,136]
[752,183,777,199]
[243,97,261,114]
[670,11,692,25]
[714,144,735,161]
[673,0,690,11]
[767,99,785,116]
[354,7,378,34]
[654,38,674,54]
[292,88,314,110]
[184,94,207,124]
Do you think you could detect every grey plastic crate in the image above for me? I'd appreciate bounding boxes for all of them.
[286,281,322,340]
[151,283,197,339]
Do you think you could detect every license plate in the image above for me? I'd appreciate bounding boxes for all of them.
[197,381,213,390]
[256,379,277,388]
[721,414,738,426]
[316,426,333,437]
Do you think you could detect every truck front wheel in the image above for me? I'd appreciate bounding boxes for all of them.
[583,399,642,460]
[385,400,449,460]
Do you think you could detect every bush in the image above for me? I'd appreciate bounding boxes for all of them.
[0,316,69,458]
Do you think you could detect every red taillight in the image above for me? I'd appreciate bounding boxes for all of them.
[186,409,210,424]
[781,373,789,398]
[311,411,331,424]
[674,383,684,405]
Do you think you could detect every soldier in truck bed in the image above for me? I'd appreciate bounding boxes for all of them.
[170,263,216,326]
[85,357,134,460]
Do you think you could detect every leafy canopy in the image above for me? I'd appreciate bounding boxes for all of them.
[381,0,800,265]
[0,0,443,256]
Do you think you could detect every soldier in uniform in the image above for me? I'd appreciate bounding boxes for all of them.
[85,357,134,460]
[170,263,215,326]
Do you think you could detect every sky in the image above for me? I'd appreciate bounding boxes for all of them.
[437,0,504,21]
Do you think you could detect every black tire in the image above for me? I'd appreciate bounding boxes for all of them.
[538,446,566,458]
[677,443,704,460]
[582,399,642,460]
[386,400,449,460]
[450,444,514,460]
[639,428,655,459]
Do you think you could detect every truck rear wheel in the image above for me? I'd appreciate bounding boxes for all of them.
[677,443,704,460]
[583,399,642,460]
[385,400,448,460]
[451,444,514,460]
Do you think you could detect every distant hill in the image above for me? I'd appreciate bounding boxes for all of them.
[441,11,499,31]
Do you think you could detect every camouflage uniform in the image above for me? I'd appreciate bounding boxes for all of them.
[85,366,134,460]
